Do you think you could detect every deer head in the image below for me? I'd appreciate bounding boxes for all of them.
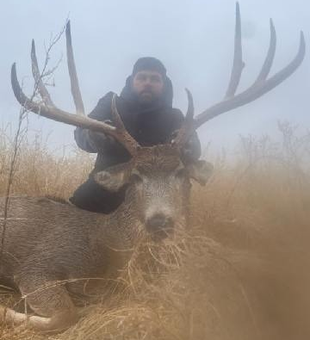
[11,3,306,240]
[94,141,213,240]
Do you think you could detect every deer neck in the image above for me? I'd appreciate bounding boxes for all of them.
[95,196,143,251]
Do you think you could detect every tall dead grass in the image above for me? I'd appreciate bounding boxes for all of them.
[1,124,310,340]
[0,127,93,198]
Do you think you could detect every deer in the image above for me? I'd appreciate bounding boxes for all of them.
[0,3,306,333]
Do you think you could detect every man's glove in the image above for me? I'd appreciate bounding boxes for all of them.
[87,120,116,152]
[170,130,202,164]
[180,133,201,164]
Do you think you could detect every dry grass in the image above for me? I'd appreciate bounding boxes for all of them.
[1,125,310,340]
[0,128,93,198]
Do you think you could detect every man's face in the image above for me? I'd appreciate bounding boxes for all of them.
[132,70,164,105]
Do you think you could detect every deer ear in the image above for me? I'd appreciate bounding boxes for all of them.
[186,160,213,186]
[94,163,132,192]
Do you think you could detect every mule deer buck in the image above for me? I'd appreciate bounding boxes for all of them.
[0,3,306,332]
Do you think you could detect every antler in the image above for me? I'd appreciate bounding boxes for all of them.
[175,2,306,147]
[11,21,139,156]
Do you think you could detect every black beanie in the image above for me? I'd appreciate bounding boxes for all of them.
[132,57,167,78]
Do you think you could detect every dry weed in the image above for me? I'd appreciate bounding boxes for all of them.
[0,126,310,340]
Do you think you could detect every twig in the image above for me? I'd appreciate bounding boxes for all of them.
[0,27,66,264]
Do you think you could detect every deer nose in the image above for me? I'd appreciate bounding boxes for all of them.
[146,213,174,239]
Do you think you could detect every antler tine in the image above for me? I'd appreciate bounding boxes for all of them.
[253,19,276,84]
[172,88,195,147]
[225,2,244,98]
[194,5,306,130]
[66,21,85,116]
[111,93,128,130]
[184,88,194,121]
[110,94,140,155]
[31,40,55,107]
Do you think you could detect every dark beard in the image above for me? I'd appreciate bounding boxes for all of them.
[134,91,162,110]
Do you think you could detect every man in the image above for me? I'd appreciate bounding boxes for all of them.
[70,57,201,213]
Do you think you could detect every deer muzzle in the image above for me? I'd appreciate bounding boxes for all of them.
[145,213,174,241]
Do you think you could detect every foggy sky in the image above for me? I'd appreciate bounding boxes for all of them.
[0,0,309,155]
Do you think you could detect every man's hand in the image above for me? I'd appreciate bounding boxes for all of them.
[88,120,115,151]
[181,134,201,164]
[170,130,202,164]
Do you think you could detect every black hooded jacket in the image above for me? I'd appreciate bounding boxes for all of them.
[70,75,201,213]
[74,75,201,173]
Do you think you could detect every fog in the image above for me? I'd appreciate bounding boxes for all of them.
[0,0,309,155]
